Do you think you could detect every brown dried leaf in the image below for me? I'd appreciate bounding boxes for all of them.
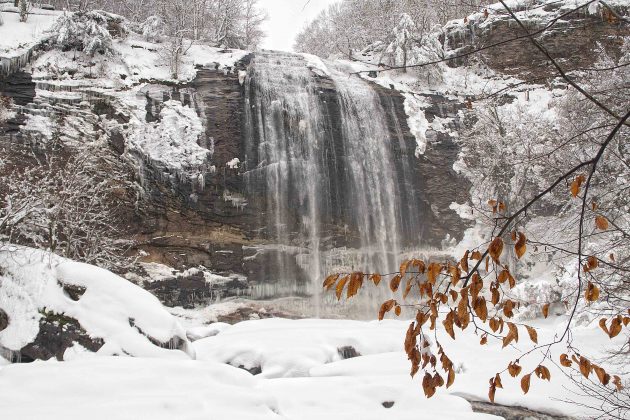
[542,303,550,319]
[498,270,509,284]
[449,265,461,286]
[460,250,469,273]
[579,356,591,378]
[593,365,610,386]
[335,275,349,300]
[447,369,455,388]
[427,263,443,285]
[449,290,458,302]
[515,232,527,259]
[495,373,503,389]
[378,299,396,321]
[347,272,364,299]
[489,318,500,333]
[535,365,551,381]
[471,250,483,261]
[595,215,609,230]
[508,362,522,377]
[323,274,340,291]
[584,256,599,273]
[474,296,488,322]
[521,374,531,394]
[488,237,504,263]
[585,282,600,303]
[370,273,382,286]
[412,259,426,273]
[395,305,402,317]
[609,317,622,338]
[613,375,623,391]
[403,279,414,300]
[525,326,538,344]
[400,260,411,277]
[570,175,585,198]
[443,311,456,340]
[390,275,402,292]
[422,373,437,398]
[502,322,519,348]
[560,354,572,368]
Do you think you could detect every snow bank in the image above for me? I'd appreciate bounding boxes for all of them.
[263,374,492,420]
[0,7,61,57]
[194,318,410,378]
[0,245,193,359]
[0,357,281,420]
[115,40,249,82]
[300,52,330,76]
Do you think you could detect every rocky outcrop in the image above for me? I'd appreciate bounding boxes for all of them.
[16,311,104,362]
[444,1,630,79]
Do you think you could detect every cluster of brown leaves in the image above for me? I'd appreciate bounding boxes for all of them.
[323,189,627,402]
[602,7,621,24]
[560,352,623,391]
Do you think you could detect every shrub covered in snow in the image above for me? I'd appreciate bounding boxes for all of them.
[48,11,126,56]
[141,15,165,43]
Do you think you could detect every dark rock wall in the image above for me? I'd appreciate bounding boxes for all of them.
[445,4,630,79]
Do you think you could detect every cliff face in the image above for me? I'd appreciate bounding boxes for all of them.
[128,53,470,305]
[444,1,630,78]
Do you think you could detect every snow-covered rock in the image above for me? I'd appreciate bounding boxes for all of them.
[193,318,411,378]
[0,245,194,361]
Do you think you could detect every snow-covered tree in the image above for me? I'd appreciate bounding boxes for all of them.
[18,0,30,23]
[49,11,121,56]
[141,15,165,43]
[386,13,416,71]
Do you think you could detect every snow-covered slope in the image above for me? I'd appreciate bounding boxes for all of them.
[0,245,194,360]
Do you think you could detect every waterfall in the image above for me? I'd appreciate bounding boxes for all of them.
[243,52,423,309]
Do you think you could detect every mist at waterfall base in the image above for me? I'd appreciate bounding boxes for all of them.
[241,52,433,318]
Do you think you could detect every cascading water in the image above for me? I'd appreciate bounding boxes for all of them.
[243,52,424,315]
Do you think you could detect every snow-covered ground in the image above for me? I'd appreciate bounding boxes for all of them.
[0,313,624,419]
[0,6,61,57]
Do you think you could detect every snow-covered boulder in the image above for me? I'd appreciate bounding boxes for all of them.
[193,318,411,378]
[0,245,194,362]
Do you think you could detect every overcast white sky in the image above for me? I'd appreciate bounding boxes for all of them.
[258,0,340,52]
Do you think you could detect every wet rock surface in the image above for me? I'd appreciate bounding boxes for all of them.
[469,400,574,420]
